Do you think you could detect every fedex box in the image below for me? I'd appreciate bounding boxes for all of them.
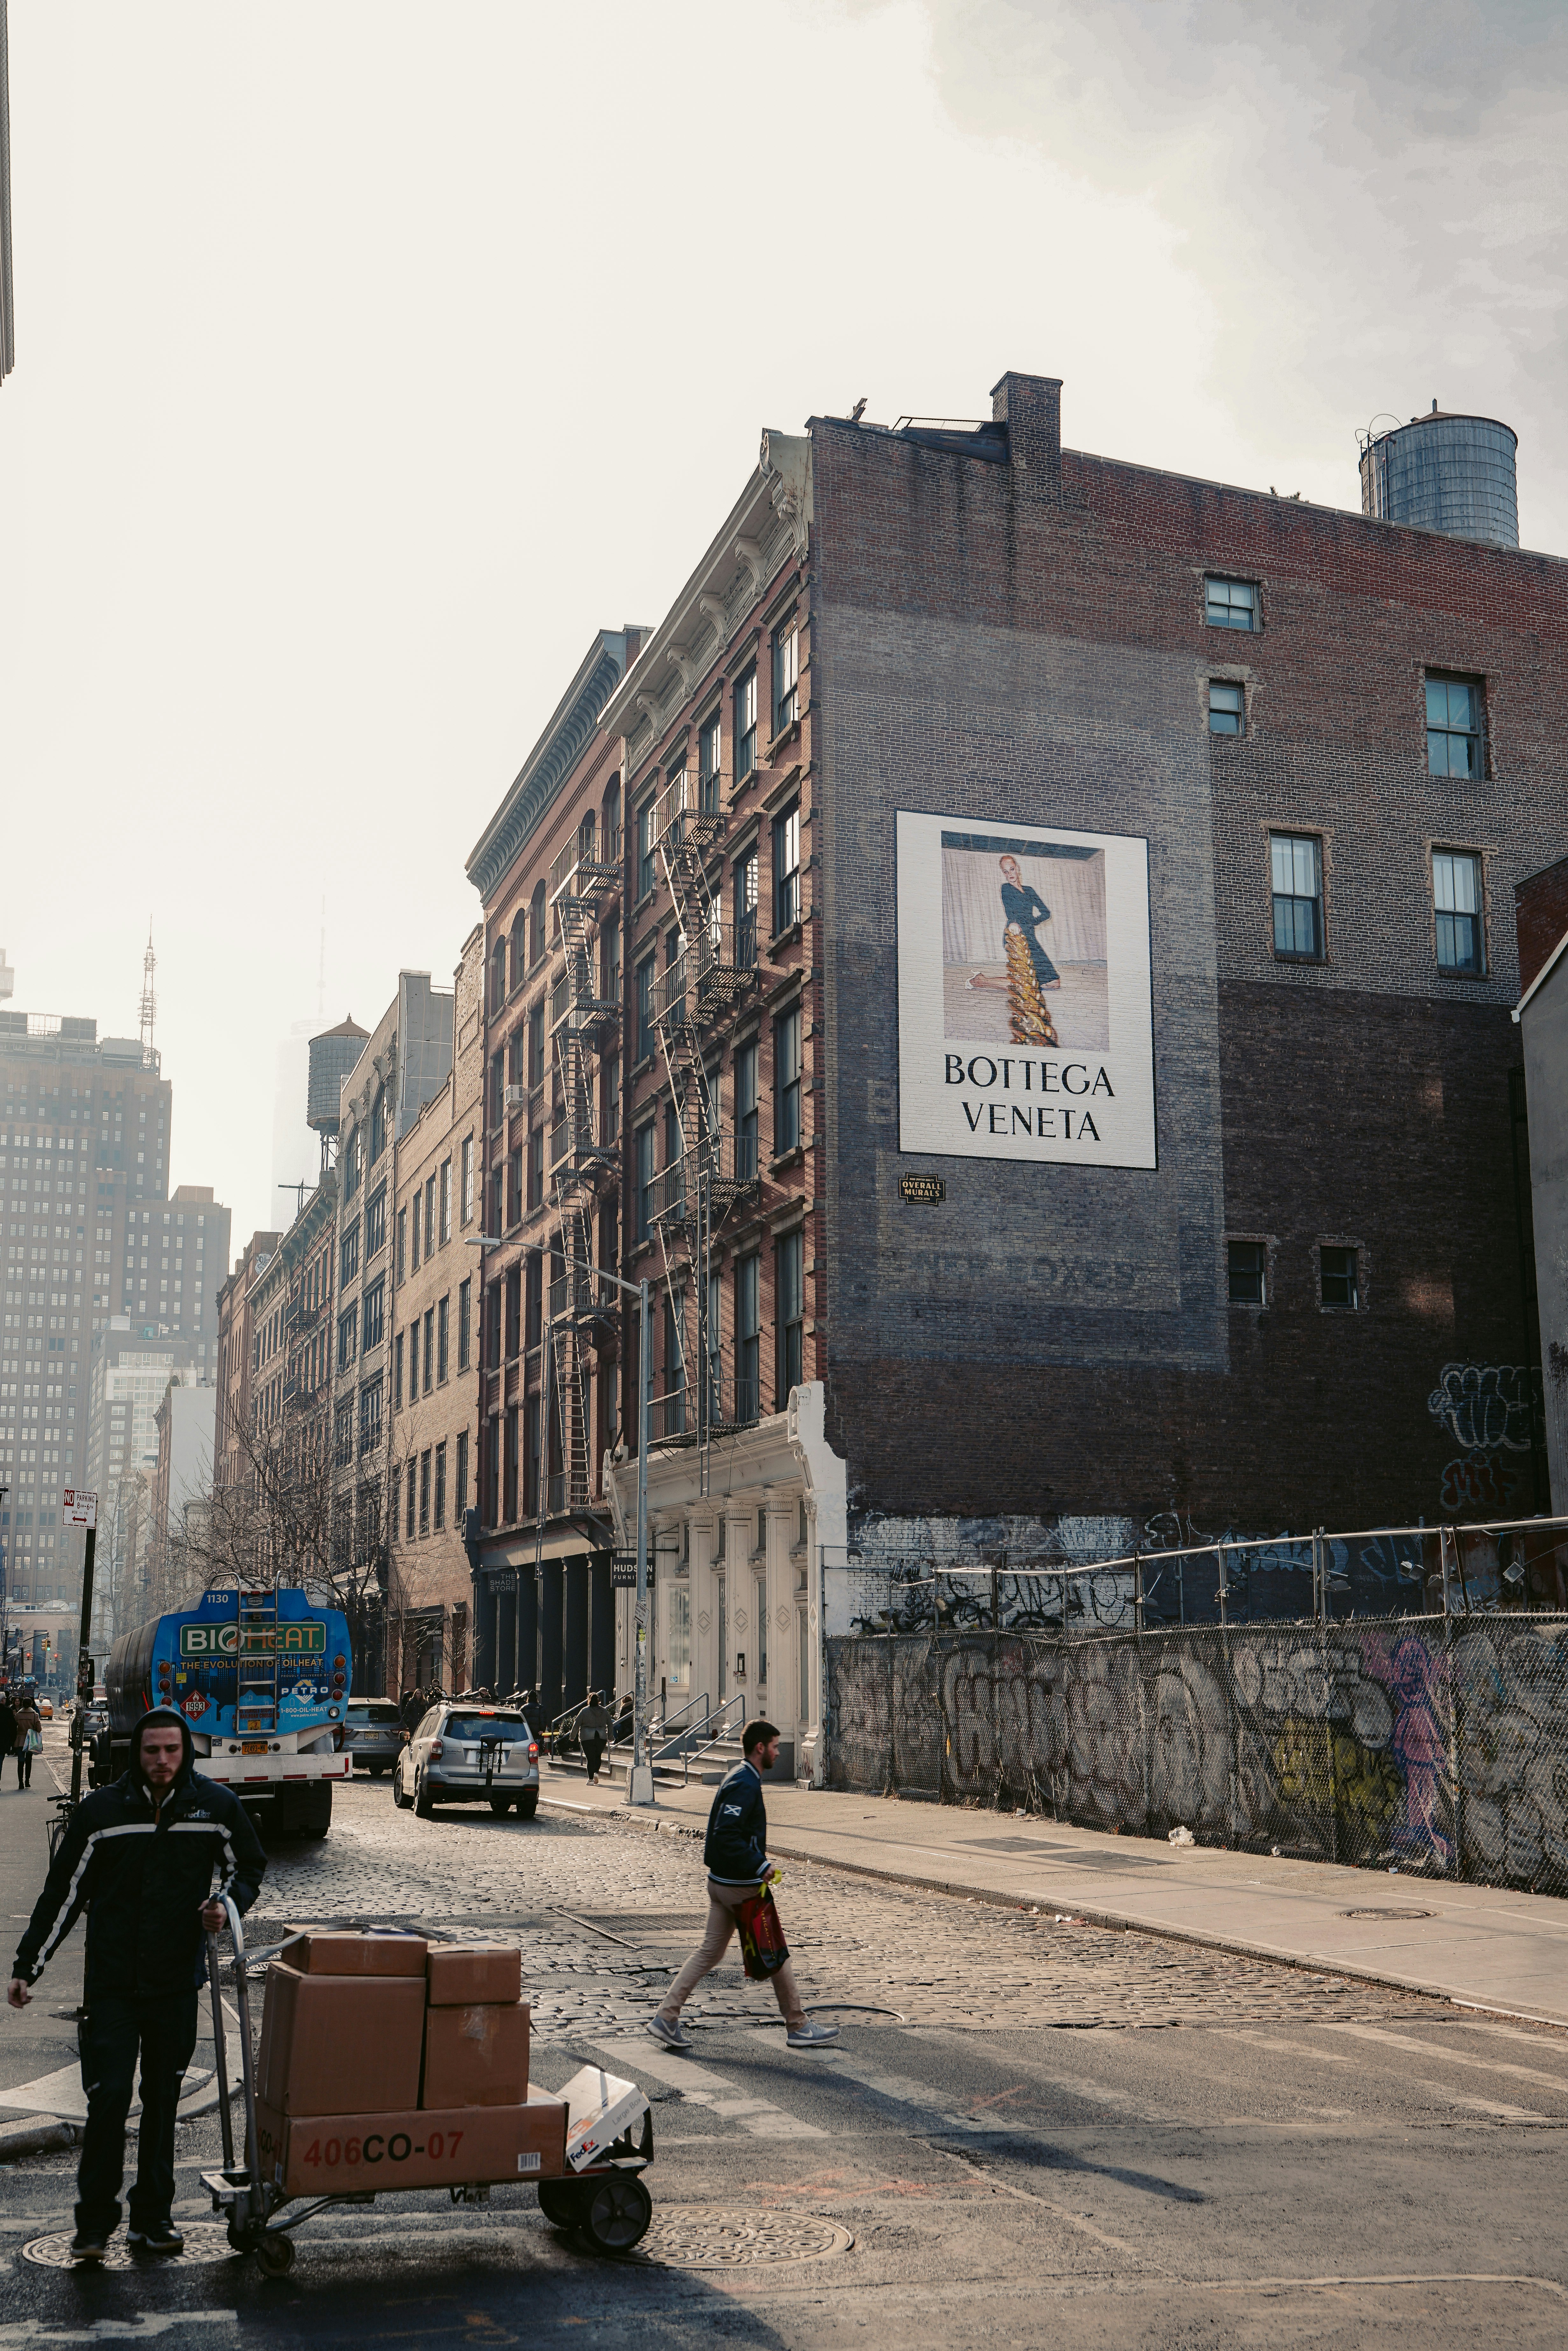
[558,2064,650,2173]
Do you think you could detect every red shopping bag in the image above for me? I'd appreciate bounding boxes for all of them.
[736,1886,790,1980]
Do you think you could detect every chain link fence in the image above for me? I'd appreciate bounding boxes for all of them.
[823,1521,1568,1896]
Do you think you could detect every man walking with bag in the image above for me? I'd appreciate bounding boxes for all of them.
[648,1719,838,2052]
[8,1707,265,2263]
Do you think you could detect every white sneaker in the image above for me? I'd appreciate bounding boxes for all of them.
[786,2018,840,2049]
[646,2014,693,2052]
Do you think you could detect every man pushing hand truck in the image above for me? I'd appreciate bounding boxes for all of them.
[648,1719,838,2052]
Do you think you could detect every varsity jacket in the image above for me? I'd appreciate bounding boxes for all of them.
[703,1759,769,1886]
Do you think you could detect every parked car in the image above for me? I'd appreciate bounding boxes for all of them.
[343,1696,405,1776]
[392,1703,540,1820]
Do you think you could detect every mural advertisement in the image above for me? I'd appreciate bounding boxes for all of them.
[895,809,1156,1169]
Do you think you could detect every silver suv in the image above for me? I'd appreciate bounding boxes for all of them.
[393,1703,540,1821]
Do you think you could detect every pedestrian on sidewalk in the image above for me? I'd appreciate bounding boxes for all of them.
[7,1707,266,2266]
[578,1691,611,1785]
[13,1698,42,1788]
[0,1690,15,1789]
[649,1719,838,2054]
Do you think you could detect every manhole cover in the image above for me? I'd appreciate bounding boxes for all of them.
[22,2223,240,2271]
[640,2208,853,2269]
[1341,1907,1435,1920]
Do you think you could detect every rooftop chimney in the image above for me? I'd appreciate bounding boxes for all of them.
[991,371,1063,500]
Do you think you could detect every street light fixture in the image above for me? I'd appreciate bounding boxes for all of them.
[466,1236,654,1805]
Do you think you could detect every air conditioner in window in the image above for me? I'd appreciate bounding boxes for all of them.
[504,1084,526,1111]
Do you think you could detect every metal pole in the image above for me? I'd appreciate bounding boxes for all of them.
[629,1277,654,1805]
[69,1511,99,1809]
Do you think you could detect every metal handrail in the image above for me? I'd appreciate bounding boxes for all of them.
[660,1692,746,1784]
[648,1689,712,1761]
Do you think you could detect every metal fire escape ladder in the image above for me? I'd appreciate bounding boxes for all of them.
[544,829,622,1526]
[650,769,758,1485]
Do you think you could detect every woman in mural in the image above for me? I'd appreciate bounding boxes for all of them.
[967,854,1060,1046]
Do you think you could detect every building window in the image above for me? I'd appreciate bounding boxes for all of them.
[337,1306,357,1370]
[341,1220,360,1285]
[491,1163,506,1237]
[668,1583,691,1682]
[602,1052,620,1146]
[437,1293,449,1383]
[772,616,799,735]
[1320,1245,1360,1310]
[1205,576,1257,630]
[408,1316,419,1395]
[774,1007,801,1155]
[525,1251,542,1351]
[663,1294,685,1437]
[509,910,526,993]
[484,1415,499,1525]
[735,664,759,781]
[503,1404,519,1522]
[635,952,657,1063]
[489,1049,505,1128]
[736,1251,759,1422]
[772,802,800,934]
[359,1375,383,1459]
[698,708,722,812]
[1433,849,1485,974]
[404,1456,416,1540]
[735,849,759,969]
[527,1126,543,1213]
[1426,675,1483,778]
[529,881,547,966]
[1270,833,1324,961]
[461,1135,473,1225]
[396,1205,406,1283]
[550,1104,567,1168]
[419,1448,431,1536]
[456,1428,469,1519]
[508,1144,523,1228]
[425,1176,436,1257]
[343,1127,362,1201]
[434,1440,447,1531]
[736,1041,759,1181]
[1227,1240,1267,1307]
[439,1160,451,1244]
[457,1277,471,1370]
[603,918,621,1009]
[637,796,657,899]
[393,1328,404,1410]
[411,1190,422,1271]
[362,1276,384,1352]
[505,1267,521,1360]
[777,1227,804,1397]
[490,938,506,1015]
[486,1278,501,1370]
[1208,680,1245,736]
[706,1265,722,1426]
[335,1398,355,1469]
[364,1183,386,1259]
[419,1306,432,1394]
[369,1086,387,1164]
[528,1001,545,1090]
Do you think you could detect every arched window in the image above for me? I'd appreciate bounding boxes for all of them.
[509,910,526,994]
[529,881,547,966]
[579,810,596,865]
[603,777,621,862]
[490,938,506,1016]
[369,1084,386,1164]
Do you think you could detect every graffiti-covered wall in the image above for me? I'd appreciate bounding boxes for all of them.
[826,1615,1568,1894]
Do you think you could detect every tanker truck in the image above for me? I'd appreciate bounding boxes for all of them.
[102,1584,353,1837]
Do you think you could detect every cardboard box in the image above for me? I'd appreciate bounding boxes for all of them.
[277,1929,429,1978]
[258,1966,427,2116]
[558,2063,650,2172]
[254,2089,567,2197]
[426,1944,523,2007]
[420,2000,530,2109]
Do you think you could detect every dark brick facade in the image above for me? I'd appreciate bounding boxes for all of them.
[811,374,1564,1546]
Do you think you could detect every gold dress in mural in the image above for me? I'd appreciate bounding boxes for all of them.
[1004,922,1058,1047]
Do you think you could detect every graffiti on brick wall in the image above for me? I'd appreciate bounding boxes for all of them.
[1428,1362,1537,1515]
[826,1615,1568,1894]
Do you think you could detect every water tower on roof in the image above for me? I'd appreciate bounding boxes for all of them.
[1359,401,1519,548]
[307,1016,369,1173]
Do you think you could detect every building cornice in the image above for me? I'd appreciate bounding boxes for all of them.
[466,631,638,905]
[600,434,812,774]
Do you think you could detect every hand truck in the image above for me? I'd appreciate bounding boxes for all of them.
[200,1896,656,2273]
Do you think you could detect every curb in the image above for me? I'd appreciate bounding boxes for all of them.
[536,1795,1568,2033]
[0,2114,76,2162]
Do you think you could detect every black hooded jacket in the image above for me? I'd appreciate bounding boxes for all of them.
[12,1708,266,2000]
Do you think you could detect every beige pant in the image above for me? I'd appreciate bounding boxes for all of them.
[658,1878,806,2030]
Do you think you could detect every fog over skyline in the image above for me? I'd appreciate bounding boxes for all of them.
[1,0,1560,1255]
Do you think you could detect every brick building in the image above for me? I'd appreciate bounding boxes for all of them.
[466,631,639,1715]
[1515,862,1568,1516]
[214,1229,279,1507]
[574,370,1566,1772]
[385,926,486,1696]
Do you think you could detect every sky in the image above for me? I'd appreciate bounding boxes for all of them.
[1,0,1562,1254]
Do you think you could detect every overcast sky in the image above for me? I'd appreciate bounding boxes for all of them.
[2,0,1562,1256]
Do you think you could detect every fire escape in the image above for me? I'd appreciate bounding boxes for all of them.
[649,767,759,1487]
[542,817,622,1530]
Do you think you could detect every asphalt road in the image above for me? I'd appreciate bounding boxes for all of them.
[3,1751,1566,2347]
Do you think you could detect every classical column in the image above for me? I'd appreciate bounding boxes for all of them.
[689,1514,717,1721]
[766,1496,797,1764]
[723,1507,752,1707]
[589,1552,615,1700]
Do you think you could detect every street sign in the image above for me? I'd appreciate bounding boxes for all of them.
[61,1488,98,1530]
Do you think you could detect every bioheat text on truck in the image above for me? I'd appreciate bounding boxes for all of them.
[102,1585,353,1836]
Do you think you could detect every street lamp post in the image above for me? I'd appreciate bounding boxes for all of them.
[468,1238,654,1805]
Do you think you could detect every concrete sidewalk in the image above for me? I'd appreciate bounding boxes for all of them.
[539,1766,1568,2029]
